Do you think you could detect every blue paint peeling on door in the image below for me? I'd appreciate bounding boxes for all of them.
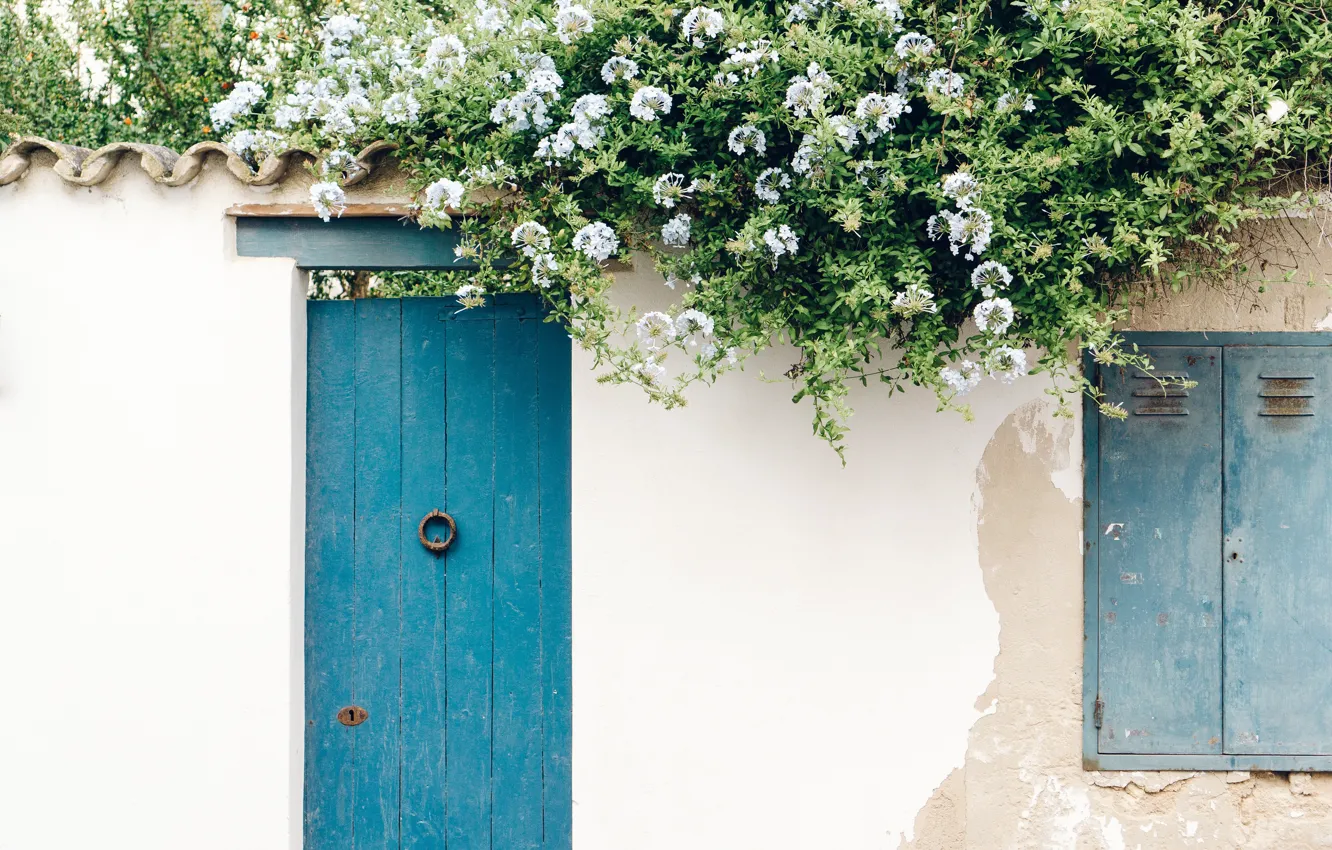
[305,296,571,850]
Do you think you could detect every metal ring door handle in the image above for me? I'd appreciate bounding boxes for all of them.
[418,509,457,554]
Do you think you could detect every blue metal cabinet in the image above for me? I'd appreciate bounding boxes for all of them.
[305,296,571,849]
[1087,335,1332,771]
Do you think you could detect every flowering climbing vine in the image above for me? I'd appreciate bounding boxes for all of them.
[213,0,1332,453]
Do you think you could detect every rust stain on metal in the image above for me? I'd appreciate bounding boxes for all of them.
[1259,375,1315,417]
[1120,572,1143,585]
[1157,612,1169,625]
[1104,611,1117,624]
[418,509,457,554]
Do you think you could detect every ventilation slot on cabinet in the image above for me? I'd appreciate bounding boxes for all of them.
[1259,374,1315,417]
[1131,372,1190,416]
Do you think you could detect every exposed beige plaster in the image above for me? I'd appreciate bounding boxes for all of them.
[905,400,1332,849]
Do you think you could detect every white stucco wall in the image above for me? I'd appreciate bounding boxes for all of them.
[0,158,1058,850]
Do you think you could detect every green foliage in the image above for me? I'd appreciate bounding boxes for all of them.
[0,1,114,143]
[1,0,320,148]
[10,0,1332,453]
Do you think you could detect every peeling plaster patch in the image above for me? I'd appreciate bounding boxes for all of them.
[1291,773,1316,796]
[1316,309,1332,331]
[908,398,1332,850]
[1039,776,1094,847]
[1009,400,1081,502]
[1097,815,1126,850]
[1285,295,1306,329]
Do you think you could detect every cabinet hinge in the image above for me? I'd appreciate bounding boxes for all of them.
[1093,697,1105,729]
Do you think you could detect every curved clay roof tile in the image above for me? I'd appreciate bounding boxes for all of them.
[0,136,399,189]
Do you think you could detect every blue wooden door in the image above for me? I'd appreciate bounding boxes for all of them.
[304,296,571,850]
[1095,347,1224,754]
[1223,346,1332,754]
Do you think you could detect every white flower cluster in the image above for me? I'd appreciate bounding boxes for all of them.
[661,214,692,247]
[827,115,859,151]
[984,346,1027,384]
[927,172,992,260]
[424,34,468,75]
[572,222,620,262]
[924,68,965,98]
[630,85,673,121]
[941,346,1028,395]
[940,360,982,394]
[763,225,800,262]
[791,134,823,176]
[511,221,560,288]
[891,283,938,318]
[631,308,724,387]
[536,93,610,163]
[652,173,695,208]
[491,53,564,133]
[970,259,1012,297]
[727,124,767,155]
[382,90,421,124]
[553,0,595,44]
[320,14,366,59]
[970,258,1016,340]
[941,171,980,209]
[600,56,639,84]
[461,159,517,189]
[423,177,466,213]
[471,0,509,33]
[894,32,934,60]
[973,297,1014,334]
[784,62,832,117]
[680,6,725,47]
[787,0,902,30]
[854,92,911,142]
[310,182,347,222]
[755,167,791,203]
[226,128,286,164]
[996,90,1036,114]
[927,208,994,261]
[721,40,780,81]
[210,81,265,129]
[455,283,488,308]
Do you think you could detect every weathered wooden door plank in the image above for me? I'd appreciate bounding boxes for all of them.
[492,314,544,849]
[536,317,573,850]
[443,308,497,848]
[305,301,358,850]
[400,300,450,849]
[352,299,405,850]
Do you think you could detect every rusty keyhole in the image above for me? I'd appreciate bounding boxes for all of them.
[337,706,369,727]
